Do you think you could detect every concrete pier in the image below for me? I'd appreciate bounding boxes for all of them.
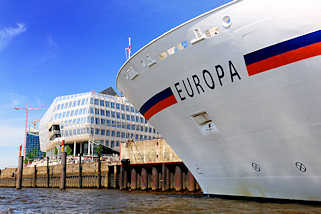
[141,167,148,190]
[152,167,158,191]
[175,165,183,192]
[130,168,137,190]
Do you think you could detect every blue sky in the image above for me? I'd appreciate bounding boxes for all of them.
[0,0,230,168]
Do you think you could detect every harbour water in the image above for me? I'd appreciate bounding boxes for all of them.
[0,188,321,214]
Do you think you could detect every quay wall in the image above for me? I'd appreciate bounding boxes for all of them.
[0,139,201,193]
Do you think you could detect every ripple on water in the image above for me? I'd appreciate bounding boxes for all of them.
[0,188,321,213]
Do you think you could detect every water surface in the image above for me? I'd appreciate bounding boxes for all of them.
[0,188,321,213]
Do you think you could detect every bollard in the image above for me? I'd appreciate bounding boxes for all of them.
[175,165,182,192]
[141,167,148,191]
[32,165,37,188]
[79,154,82,188]
[60,152,66,190]
[152,167,158,191]
[187,171,195,192]
[97,156,101,189]
[46,158,50,188]
[131,167,137,190]
[16,156,24,189]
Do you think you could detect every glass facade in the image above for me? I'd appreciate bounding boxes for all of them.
[39,91,160,155]
[26,132,43,159]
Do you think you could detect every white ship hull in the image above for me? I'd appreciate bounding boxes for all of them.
[117,0,321,201]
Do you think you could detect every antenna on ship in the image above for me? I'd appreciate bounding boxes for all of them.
[125,37,131,60]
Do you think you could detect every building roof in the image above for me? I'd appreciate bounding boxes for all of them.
[100,87,118,96]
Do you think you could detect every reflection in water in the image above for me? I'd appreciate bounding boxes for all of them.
[0,188,320,214]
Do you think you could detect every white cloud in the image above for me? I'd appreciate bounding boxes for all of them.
[0,23,26,51]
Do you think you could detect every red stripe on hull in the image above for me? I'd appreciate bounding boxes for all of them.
[246,42,321,76]
[144,95,177,120]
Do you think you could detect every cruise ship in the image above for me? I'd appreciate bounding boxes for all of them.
[116,0,321,201]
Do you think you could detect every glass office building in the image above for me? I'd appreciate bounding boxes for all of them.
[39,90,160,157]
[26,131,43,159]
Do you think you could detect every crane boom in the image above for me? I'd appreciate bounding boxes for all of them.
[14,104,47,157]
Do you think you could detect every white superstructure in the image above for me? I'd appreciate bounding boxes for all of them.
[117,0,321,201]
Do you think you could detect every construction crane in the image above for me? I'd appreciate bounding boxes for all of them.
[14,104,47,156]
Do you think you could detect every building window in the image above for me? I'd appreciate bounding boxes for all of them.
[100,109,105,116]
[140,117,144,123]
[121,132,125,138]
[111,131,115,137]
[91,117,94,124]
[94,99,99,105]
[112,120,116,127]
[136,116,139,122]
[126,105,129,111]
[116,131,120,137]
[100,100,104,106]
[90,108,94,114]
[79,108,83,115]
[111,102,115,108]
[95,108,99,115]
[131,106,135,112]
[126,115,130,121]
[121,104,125,110]
[105,140,109,147]
[95,128,99,135]
[73,129,77,135]
[81,98,85,105]
[131,115,135,121]
[77,129,81,135]
[101,119,105,125]
[90,98,93,104]
[106,130,110,136]
[127,124,130,130]
[111,111,115,118]
[121,113,125,120]
[75,109,79,116]
[101,129,105,135]
[95,118,100,124]
[116,141,119,147]
[107,120,111,127]
[106,110,110,117]
[121,123,125,129]
[131,124,135,130]
[140,126,143,131]
[105,101,109,107]
[116,103,120,109]
[135,134,138,140]
[111,141,114,148]
[77,100,81,106]
[91,128,94,135]
[116,112,120,119]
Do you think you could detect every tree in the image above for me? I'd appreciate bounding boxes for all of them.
[95,144,104,156]
[32,148,38,158]
[42,152,46,158]
[54,147,58,156]
[65,145,72,156]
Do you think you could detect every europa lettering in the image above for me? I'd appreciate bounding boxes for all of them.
[173,60,241,101]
